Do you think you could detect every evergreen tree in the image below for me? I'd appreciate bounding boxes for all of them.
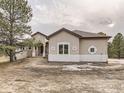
[112,33,124,58]
[0,0,32,62]
[108,42,114,58]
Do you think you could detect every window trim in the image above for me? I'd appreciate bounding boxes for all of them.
[88,45,97,55]
[57,42,70,55]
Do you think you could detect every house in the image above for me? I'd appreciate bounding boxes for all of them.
[32,28,111,63]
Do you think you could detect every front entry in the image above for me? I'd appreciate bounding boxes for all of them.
[32,43,46,57]
[38,45,44,56]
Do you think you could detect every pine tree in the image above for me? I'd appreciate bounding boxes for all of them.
[0,0,32,62]
[108,42,113,58]
[112,33,124,58]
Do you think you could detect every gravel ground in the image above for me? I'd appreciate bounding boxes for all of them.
[0,57,124,93]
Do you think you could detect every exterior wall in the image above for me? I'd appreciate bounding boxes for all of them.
[16,51,28,60]
[48,31,80,62]
[79,39,108,55]
[49,31,80,55]
[48,55,80,62]
[79,39,108,62]
[80,55,108,62]
[48,33,109,62]
[48,55,107,62]
[0,51,29,62]
[32,33,46,44]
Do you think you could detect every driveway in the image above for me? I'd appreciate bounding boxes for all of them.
[0,57,124,93]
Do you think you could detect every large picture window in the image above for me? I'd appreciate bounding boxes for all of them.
[58,43,69,54]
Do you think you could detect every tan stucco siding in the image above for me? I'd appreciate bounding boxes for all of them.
[79,39,108,55]
[49,31,79,55]
[32,34,46,44]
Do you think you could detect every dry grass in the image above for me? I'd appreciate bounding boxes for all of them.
[0,57,124,93]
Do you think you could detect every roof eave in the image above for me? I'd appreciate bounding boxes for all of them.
[31,32,47,38]
[80,36,112,39]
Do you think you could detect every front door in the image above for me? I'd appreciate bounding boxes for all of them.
[38,45,43,56]
[40,45,43,56]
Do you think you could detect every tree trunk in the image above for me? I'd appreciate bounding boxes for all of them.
[118,50,121,59]
[10,56,13,62]
[9,0,14,62]
[10,51,14,62]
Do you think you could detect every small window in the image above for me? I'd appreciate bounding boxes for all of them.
[90,48,95,52]
[88,46,97,54]
[58,43,69,54]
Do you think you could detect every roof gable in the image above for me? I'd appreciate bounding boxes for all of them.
[31,32,47,38]
[48,28,82,39]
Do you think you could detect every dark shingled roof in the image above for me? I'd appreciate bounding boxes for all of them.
[48,28,111,39]
[73,30,111,38]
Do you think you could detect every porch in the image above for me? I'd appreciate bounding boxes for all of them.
[32,43,48,57]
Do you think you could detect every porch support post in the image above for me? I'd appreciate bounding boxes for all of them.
[32,47,36,57]
[36,47,38,56]
[43,43,46,57]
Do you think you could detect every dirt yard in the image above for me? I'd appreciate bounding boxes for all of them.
[0,57,124,93]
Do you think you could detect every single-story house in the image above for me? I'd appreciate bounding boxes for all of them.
[32,28,111,63]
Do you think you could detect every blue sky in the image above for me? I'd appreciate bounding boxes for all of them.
[28,0,124,37]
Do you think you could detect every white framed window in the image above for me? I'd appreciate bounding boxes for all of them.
[88,46,97,54]
[57,42,70,55]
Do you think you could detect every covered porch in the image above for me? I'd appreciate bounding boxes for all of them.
[32,42,48,57]
[31,31,48,58]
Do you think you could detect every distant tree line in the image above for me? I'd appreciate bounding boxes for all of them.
[108,33,124,59]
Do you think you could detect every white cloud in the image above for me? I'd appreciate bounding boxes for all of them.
[28,0,124,36]
[108,23,115,28]
[30,0,123,26]
[31,3,85,26]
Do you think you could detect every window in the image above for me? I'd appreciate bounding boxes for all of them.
[64,44,69,54]
[59,44,63,54]
[88,46,97,54]
[58,43,69,54]
[90,48,95,52]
